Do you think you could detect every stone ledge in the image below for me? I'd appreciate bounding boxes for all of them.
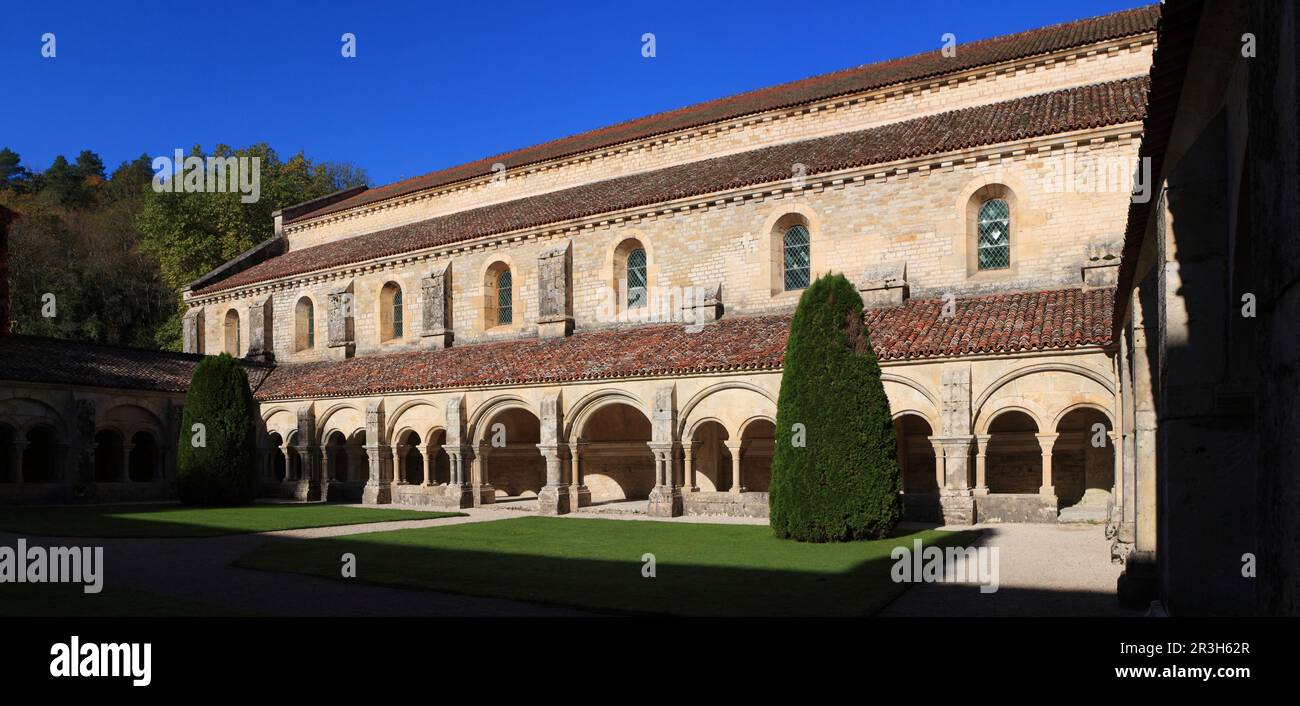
[683,491,769,518]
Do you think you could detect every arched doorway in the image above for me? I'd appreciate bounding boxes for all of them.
[479,407,544,501]
[0,425,15,483]
[427,429,450,485]
[129,431,158,482]
[323,430,368,502]
[23,426,60,483]
[396,430,424,485]
[1053,407,1114,520]
[578,402,654,503]
[267,432,287,481]
[984,411,1040,494]
[688,420,731,492]
[739,419,775,492]
[893,414,937,494]
[94,429,124,482]
[285,431,302,481]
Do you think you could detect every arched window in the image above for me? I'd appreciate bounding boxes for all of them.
[977,198,1011,270]
[380,282,404,342]
[496,269,513,325]
[295,297,315,352]
[627,248,647,308]
[783,224,811,291]
[223,309,241,356]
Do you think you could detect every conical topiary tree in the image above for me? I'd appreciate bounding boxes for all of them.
[769,273,902,541]
[176,353,259,506]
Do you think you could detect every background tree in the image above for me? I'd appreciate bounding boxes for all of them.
[769,272,902,542]
[176,353,259,506]
[1,143,367,350]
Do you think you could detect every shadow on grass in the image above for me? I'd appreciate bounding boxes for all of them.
[0,582,250,617]
[234,516,985,617]
[0,503,462,539]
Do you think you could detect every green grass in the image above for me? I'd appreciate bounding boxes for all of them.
[0,582,248,617]
[236,516,979,616]
[0,503,463,538]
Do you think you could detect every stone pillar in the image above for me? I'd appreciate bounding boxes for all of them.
[934,436,975,525]
[422,446,435,487]
[683,440,698,492]
[646,442,682,517]
[568,441,591,507]
[973,434,991,495]
[725,440,744,494]
[280,446,291,482]
[392,444,407,485]
[443,395,477,507]
[362,402,392,504]
[12,440,26,485]
[536,392,570,514]
[327,282,356,360]
[295,406,320,501]
[246,295,275,362]
[537,444,571,515]
[646,386,682,517]
[1036,433,1059,496]
[474,444,495,505]
[121,443,134,483]
[929,439,944,491]
[1107,431,1121,498]
[182,308,204,354]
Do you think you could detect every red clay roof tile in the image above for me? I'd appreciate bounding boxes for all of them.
[196,77,1149,297]
[288,5,1158,224]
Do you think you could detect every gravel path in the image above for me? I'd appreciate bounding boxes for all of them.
[879,523,1138,617]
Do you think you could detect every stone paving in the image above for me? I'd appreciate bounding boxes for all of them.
[880,522,1138,617]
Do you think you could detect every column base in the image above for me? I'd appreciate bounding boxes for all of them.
[569,484,591,508]
[938,492,975,526]
[647,485,683,517]
[445,483,476,508]
[292,480,320,501]
[1039,485,1056,497]
[476,483,496,506]
[537,485,571,515]
[972,486,990,496]
[362,481,392,505]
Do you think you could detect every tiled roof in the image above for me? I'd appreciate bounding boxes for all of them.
[196,77,1150,297]
[865,286,1114,361]
[0,336,274,394]
[253,287,1114,400]
[288,5,1159,224]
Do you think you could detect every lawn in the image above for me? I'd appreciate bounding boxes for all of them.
[0,582,248,617]
[236,516,979,616]
[0,503,462,538]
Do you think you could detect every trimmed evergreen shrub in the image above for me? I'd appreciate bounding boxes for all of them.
[176,353,259,506]
[769,273,902,542]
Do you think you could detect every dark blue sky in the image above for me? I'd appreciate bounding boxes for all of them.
[2,0,1148,187]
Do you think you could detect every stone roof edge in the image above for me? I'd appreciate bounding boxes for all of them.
[283,29,1155,230]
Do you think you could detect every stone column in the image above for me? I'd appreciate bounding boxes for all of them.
[537,444,571,515]
[929,439,944,491]
[683,440,698,492]
[646,442,682,517]
[934,436,975,525]
[280,446,291,482]
[362,443,392,504]
[422,446,435,487]
[122,443,134,483]
[392,444,407,485]
[1036,433,1058,496]
[568,441,591,507]
[725,440,744,494]
[12,440,26,485]
[973,434,991,495]
[474,443,495,505]
[442,447,476,508]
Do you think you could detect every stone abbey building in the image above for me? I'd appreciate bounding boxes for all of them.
[2,7,1160,530]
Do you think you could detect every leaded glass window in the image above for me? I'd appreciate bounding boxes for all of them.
[627,249,647,308]
[392,287,403,338]
[496,269,512,326]
[305,301,315,348]
[783,224,811,291]
[977,199,1010,270]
